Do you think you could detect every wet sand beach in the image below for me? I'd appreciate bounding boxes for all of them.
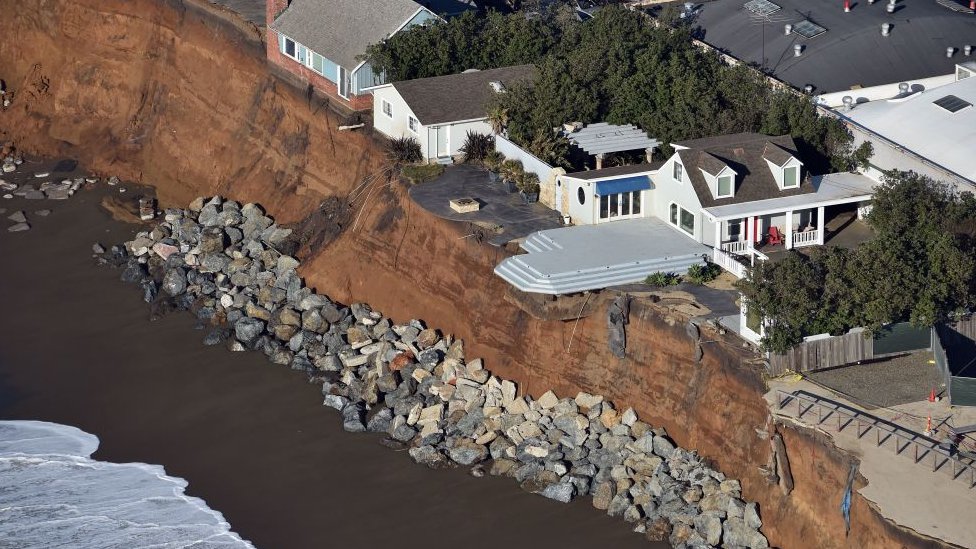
[0,161,660,549]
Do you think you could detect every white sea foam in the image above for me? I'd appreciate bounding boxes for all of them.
[0,420,256,549]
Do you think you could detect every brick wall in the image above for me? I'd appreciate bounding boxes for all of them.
[264,0,372,112]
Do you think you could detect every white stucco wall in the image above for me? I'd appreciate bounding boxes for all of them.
[372,86,430,158]
[562,177,596,225]
[652,154,711,245]
[373,87,493,161]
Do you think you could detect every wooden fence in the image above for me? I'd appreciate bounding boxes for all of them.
[768,330,873,376]
[767,321,934,376]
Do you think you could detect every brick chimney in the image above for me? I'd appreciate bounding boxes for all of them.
[267,0,290,27]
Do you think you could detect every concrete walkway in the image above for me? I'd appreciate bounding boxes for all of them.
[766,378,976,548]
[408,164,563,246]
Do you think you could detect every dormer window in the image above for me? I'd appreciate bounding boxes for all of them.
[717,174,734,197]
[783,166,799,188]
[673,161,683,182]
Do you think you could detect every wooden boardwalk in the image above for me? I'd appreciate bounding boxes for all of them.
[775,390,976,488]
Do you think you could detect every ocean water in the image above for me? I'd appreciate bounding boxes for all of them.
[0,420,255,549]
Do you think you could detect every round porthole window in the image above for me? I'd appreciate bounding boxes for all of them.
[577,187,586,205]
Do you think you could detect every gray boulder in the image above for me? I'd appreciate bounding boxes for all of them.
[7,210,26,223]
[367,407,393,433]
[340,402,366,432]
[161,268,187,297]
[447,441,488,466]
[7,222,29,232]
[234,317,266,344]
[722,517,769,548]
[539,481,576,503]
[408,445,447,468]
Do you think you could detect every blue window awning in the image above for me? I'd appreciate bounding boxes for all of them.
[594,175,651,196]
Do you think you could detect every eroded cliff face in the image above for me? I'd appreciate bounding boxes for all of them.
[0,1,950,548]
[0,0,383,221]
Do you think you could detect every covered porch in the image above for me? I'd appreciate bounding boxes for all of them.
[706,173,876,278]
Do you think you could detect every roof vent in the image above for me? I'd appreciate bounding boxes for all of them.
[898,82,909,94]
[947,47,956,58]
[784,23,792,35]
[886,1,895,13]
[965,45,973,56]
[881,23,891,36]
[803,84,814,94]
[933,94,973,113]
[794,44,803,57]
[489,81,505,93]
[842,96,854,111]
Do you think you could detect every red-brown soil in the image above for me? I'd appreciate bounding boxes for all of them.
[0,1,952,547]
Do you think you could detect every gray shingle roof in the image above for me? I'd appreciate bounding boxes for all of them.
[691,0,976,93]
[272,0,427,71]
[762,142,795,167]
[392,65,538,126]
[564,161,665,180]
[675,134,814,208]
[697,151,729,176]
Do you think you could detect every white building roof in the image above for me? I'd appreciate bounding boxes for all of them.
[837,76,976,185]
[703,172,876,221]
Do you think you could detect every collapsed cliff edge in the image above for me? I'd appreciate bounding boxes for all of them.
[0,0,959,547]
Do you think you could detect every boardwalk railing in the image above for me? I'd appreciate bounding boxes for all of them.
[775,390,976,489]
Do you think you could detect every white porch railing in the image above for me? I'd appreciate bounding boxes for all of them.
[721,240,750,254]
[793,230,818,247]
[713,247,747,279]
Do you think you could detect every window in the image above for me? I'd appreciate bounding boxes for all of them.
[680,209,695,235]
[783,166,799,188]
[408,116,418,133]
[673,161,683,182]
[728,219,742,240]
[717,175,733,197]
[283,37,297,59]
[382,100,392,118]
[669,203,695,236]
[577,187,586,206]
[609,194,619,218]
[631,191,641,214]
[600,195,610,219]
[311,52,325,75]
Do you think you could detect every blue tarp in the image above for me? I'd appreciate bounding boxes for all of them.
[594,176,652,196]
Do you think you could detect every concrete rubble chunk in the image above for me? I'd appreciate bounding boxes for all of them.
[538,390,559,410]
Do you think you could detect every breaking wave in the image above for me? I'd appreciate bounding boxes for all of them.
[0,420,255,548]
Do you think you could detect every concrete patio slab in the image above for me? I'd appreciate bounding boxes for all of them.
[408,164,563,246]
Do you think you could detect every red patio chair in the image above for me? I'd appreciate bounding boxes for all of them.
[767,226,783,245]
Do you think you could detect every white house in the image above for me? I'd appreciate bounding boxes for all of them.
[655,133,877,277]
[372,65,537,161]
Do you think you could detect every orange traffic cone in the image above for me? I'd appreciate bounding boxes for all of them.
[928,388,936,403]
[925,416,933,436]
[844,0,851,11]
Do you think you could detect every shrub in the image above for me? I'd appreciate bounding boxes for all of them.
[517,171,540,194]
[685,262,722,284]
[644,272,680,287]
[483,150,505,172]
[400,163,444,184]
[460,131,495,163]
[388,136,422,164]
[500,159,524,182]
